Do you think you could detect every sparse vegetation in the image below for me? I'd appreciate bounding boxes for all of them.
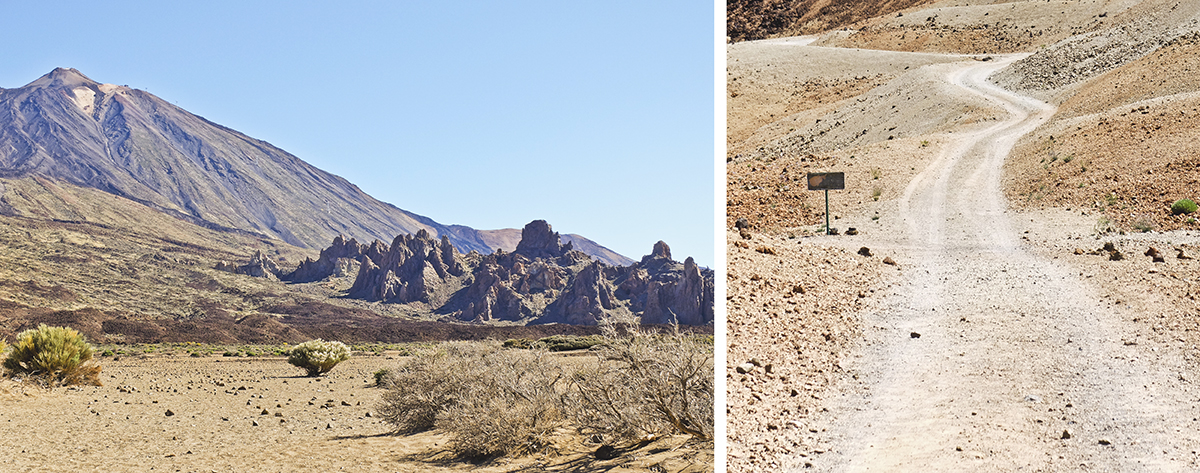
[287,339,350,377]
[1133,215,1157,233]
[872,186,883,201]
[567,315,714,442]
[377,341,566,457]
[1171,198,1198,215]
[377,318,714,459]
[2,324,102,386]
[870,167,883,180]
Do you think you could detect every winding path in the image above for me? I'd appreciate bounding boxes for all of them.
[810,56,1200,471]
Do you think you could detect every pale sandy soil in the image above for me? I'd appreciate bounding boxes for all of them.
[0,354,711,472]
[726,1,1200,470]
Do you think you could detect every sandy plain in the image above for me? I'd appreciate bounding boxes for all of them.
[0,352,711,473]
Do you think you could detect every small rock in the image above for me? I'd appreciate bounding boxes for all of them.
[1145,247,1165,263]
[341,401,351,406]
[740,229,752,240]
[1178,248,1192,260]
[792,285,806,294]
[261,409,269,415]
[1024,394,1042,403]
[1109,250,1124,261]
[910,332,921,339]
[858,247,872,257]
[883,257,897,266]
[749,358,763,367]
[846,228,858,236]
[1061,430,1072,439]
[165,410,175,417]
[828,228,839,235]
[1073,248,1085,255]
[595,445,618,460]
[736,363,756,374]
[755,246,776,255]
[1098,438,1112,446]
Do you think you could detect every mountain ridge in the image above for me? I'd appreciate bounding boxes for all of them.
[0,67,491,253]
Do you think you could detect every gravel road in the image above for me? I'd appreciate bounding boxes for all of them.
[807,56,1200,471]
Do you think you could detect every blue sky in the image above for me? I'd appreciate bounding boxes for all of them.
[0,1,715,266]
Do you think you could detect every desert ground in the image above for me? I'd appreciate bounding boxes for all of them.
[0,351,711,472]
[727,0,1200,471]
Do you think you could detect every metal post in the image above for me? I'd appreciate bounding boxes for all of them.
[825,189,830,235]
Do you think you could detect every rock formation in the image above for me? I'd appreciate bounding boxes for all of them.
[346,230,465,305]
[330,221,714,326]
[284,235,367,282]
[217,251,283,280]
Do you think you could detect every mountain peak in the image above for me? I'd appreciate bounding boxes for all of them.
[26,67,99,89]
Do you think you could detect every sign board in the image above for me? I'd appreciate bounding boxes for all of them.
[807,172,845,191]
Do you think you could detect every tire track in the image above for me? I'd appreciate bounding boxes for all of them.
[809,55,1200,472]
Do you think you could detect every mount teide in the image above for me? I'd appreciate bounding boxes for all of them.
[0,67,491,253]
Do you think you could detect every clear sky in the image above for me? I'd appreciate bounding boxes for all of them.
[0,1,715,266]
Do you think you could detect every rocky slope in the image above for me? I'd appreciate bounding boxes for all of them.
[0,68,488,253]
[275,220,714,326]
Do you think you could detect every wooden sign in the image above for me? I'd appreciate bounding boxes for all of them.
[807,172,845,191]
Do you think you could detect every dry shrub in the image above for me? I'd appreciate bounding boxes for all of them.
[568,314,714,441]
[2,324,102,386]
[377,341,566,458]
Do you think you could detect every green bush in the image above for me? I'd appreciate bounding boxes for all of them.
[2,324,102,386]
[287,339,350,377]
[373,368,393,387]
[1172,198,1198,215]
[536,334,605,352]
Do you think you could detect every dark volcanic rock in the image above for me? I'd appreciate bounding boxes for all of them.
[347,230,464,304]
[285,235,367,282]
[218,250,283,280]
[337,220,714,326]
[514,220,573,260]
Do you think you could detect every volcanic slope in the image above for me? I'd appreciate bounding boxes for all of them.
[727,0,1200,471]
[0,68,488,253]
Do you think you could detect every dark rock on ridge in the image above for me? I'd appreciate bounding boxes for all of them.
[217,251,283,280]
[333,220,714,326]
[347,230,465,305]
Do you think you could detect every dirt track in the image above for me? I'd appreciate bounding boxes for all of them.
[803,56,1200,471]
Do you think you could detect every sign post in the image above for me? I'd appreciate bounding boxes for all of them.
[806,172,845,235]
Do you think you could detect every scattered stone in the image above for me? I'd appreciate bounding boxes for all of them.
[740,229,752,240]
[857,247,872,257]
[883,257,897,266]
[910,332,921,339]
[828,228,840,236]
[1109,250,1124,261]
[792,284,806,294]
[1074,248,1085,255]
[252,420,259,427]
[1145,247,1165,263]
[735,241,749,249]
[341,401,351,406]
[756,246,777,255]
[1061,430,1072,439]
[164,410,174,417]
[595,445,618,460]
[735,218,751,230]
[1178,248,1193,260]
[845,228,858,236]
[1098,438,1112,446]
[261,409,269,415]
[736,363,756,374]
[749,358,763,367]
